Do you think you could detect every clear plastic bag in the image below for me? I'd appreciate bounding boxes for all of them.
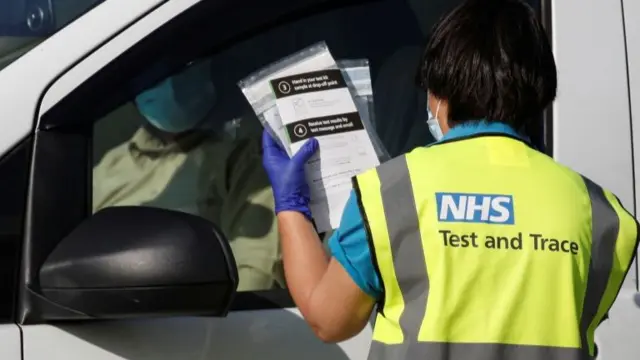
[238,41,337,156]
[337,59,391,162]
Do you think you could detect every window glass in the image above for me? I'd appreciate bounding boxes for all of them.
[91,0,544,293]
[0,0,105,71]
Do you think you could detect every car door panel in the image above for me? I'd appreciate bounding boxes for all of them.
[23,310,372,360]
[0,325,21,360]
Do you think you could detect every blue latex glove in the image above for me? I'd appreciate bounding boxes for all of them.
[262,130,319,219]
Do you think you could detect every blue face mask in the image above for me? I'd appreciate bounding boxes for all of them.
[135,61,216,133]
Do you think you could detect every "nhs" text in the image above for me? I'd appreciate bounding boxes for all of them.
[435,193,514,225]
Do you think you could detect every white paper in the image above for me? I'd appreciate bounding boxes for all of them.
[240,49,336,154]
[271,68,380,232]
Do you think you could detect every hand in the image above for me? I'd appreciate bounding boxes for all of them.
[262,130,319,219]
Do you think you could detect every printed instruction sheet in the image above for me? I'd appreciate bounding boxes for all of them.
[271,69,380,232]
[239,46,336,156]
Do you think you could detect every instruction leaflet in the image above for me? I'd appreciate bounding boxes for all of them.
[238,43,337,156]
[270,69,379,232]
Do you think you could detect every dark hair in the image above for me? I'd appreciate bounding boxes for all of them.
[418,0,557,128]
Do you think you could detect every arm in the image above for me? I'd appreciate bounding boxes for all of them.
[261,130,378,342]
[277,211,376,342]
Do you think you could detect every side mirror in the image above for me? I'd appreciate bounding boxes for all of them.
[37,206,238,320]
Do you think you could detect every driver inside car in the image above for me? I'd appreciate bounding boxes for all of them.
[92,59,283,292]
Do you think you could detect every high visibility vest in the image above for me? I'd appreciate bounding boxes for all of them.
[354,134,639,360]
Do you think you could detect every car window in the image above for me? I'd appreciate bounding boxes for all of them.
[0,0,105,71]
[91,0,545,294]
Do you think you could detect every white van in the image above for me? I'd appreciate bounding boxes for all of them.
[0,0,638,359]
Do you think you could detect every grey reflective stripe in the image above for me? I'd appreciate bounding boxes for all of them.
[368,341,591,360]
[376,156,429,341]
[579,176,620,354]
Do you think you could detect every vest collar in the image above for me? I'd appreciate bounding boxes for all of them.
[439,120,529,143]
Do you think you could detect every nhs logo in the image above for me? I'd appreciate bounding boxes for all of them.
[436,192,515,225]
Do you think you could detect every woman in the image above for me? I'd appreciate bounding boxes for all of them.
[261,0,639,359]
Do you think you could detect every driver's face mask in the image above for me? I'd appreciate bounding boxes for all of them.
[426,99,443,141]
[135,61,216,134]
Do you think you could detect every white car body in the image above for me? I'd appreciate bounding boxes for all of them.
[0,0,637,359]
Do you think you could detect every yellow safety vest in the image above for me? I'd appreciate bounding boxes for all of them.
[354,134,639,360]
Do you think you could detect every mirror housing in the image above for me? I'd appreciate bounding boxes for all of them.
[37,206,238,320]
